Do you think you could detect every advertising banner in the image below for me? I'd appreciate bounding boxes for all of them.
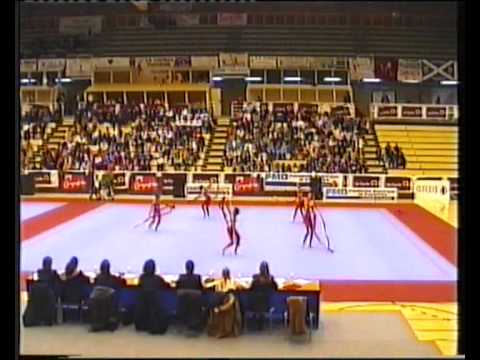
[21,59,37,73]
[233,175,262,195]
[448,177,458,200]
[129,173,161,194]
[66,58,93,78]
[401,106,423,118]
[28,171,59,188]
[249,56,277,69]
[175,14,200,26]
[191,56,218,69]
[93,57,131,69]
[398,59,422,82]
[174,56,191,68]
[384,176,412,192]
[349,57,374,80]
[374,57,398,81]
[352,175,380,188]
[377,105,398,118]
[37,58,66,72]
[60,172,90,193]
[426,106,447,119]
[323,187,398,201]
[277,56,310,69]
[263,173,311,192]
[219,53,249,69]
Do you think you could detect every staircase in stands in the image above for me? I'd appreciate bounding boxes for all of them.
[31,117,75,168]
[363,129,386,174]
[202,116,231,172]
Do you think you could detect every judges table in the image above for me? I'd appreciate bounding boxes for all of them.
[26,275,321,329]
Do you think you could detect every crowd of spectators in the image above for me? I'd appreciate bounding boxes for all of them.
[224,104,369,173]
[24,256,279,336]
[382,142,406,169]
[32,100,213,172]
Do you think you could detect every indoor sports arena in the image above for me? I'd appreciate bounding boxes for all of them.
[17,1,463,358]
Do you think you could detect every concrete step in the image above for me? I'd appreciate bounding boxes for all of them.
[208,151,224,157]
[48,139,64,144]
[206,158,224,164]
[204,166,223,172]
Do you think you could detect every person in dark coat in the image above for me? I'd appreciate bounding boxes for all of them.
[36,256,60,298]
[176,260,205,332]
[176,260,203,291]
[23,257,59,326]
[134,259,171,334]
[59,257,91,305]
[248,261,279,330]
[89,260,123,332]
[94,259,124,291]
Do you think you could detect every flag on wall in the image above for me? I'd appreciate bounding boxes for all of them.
[349,57,374,80]
[374,57,398,81]
[397,59,422,82]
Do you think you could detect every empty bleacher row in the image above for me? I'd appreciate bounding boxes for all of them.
[20,25,456,58]
[375,124,458,177]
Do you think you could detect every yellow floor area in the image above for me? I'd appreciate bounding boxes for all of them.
[415,199,458,228]
[323,302,458,356]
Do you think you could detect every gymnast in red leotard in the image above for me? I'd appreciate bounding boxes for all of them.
[222,207,241,256]
[292,186,305,222]
[195,180,213,218]
[219,195,230,222]
[135,194,175,232]
[302,193,333,252]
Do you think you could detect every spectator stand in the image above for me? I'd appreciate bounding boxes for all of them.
[224,101,368,174]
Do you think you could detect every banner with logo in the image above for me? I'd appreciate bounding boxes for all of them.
[397,59,422,82]
[93,57,131,70]
[277,56,310,69]
[377,105,398,118]
[331,105,351,117]
[192,173,220,184]
[129,173,161,194]
[175,14,200,26]
[401,106,423,118]
[374,57,398,81]
[217,13,247,26]
[37,58,66,72]
[174,56,191,68]
[191,56,218,69]
[421,60,457,81]
[384,176,412,192]
[28,171,59,189]
[309,57,347,70]
[448,177,458,200]
[352,175,380,188]
[426,106,447,119]
[233,176,262,195]
[349,57,374,80]
[134,57,176,69]
[20,59,38,73]
[219,53,248,70]
[321,174,343,188]
[60,172,90,193]
[66,58,93,78]
[132,58,171,83]
[59,16,103,35]
[263,173,311,192]
[249,56,277,69]
[112,172,128,190]
[323,187,398,201]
